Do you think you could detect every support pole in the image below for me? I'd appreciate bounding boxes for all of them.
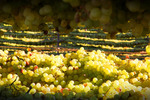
[57,32,60,55]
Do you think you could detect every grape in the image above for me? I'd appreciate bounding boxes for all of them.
[44,93,55,100]
[132,24,143,37]
[99,15,110,24]
[60,80,66,86]
[69,0,80,7]
[0,80,4,86]
[69,20,77,28]
[114,94,120,100]
[30,83,35,87]
[17,93,33,100]
[146,45,150,55]
[61,66,67,71]
[55,92,63,100]
[2,4,12,13]
[101,7,112,16]
[103,86,109,92]
[89,8,101,21]
[57,85,62,91]
[39,5,52,16]
[85,2,94,11]
[143,74,148,80]
[84,19,94,28]
[7,74,13,79]
[92,77,98,83]
[120,91,129,100]
[31,0,41,5]
[43,73,48,77]
[35,83,41,89]
[29,88,36,94]
[44,87,50,93]
[60,20,68,28]
[34,92,42,99]
[91,0,101,7]
[126,0,140,12]
[84,86,90,93]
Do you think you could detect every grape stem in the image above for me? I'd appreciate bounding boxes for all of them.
[26,86,32,94]
[10,76,18,86]
[103,83,115,100]
[57,32,59,55]
[8,76,19,93]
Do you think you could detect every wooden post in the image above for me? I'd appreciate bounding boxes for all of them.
[57,32,59,55]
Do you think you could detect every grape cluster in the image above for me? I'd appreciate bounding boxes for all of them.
[0,0,150,37]
[1,48,150,99]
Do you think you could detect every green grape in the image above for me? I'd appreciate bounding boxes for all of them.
[91,0,101,6]
[146,45,150,55]
[132,24,143,37]
[54,80,59,86]
[143,74,148,80]
[30,83,35,88]
[126,0,140,12]
[60,80,66,86]
[2,4,12,13]
[70,59,77,66]
[103,85,109,92]
[35,83,41,89]
[99,15,110,24]
[69,0,80,7]
[23,7,32,17]
[60,20,68,28]
[89,96,97,100]
[121,91,130,100]
[84,86,90,93]
[55,92,63,100]
[26,13,35,21]
[7,74,13,79]
[114,94,120,100]
[39,5,52,16]
[61,66,67,71]
[44,93,55,100]
[49,84,55,90]
[89,8,101,21]
[43,73,48,77]
[44,77,50,82]
[45,87,50,93]
[85,2,94,11]
[69,20,77,28]
[28,71,34,76]
[101,7,112,15]
[92,77,98,83]
[57,85,62,91]
[34,92,42,99]
[17,93,33,100]
[29,88,36,94]
[68,83,74,90]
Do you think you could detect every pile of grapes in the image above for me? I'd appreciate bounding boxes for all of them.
[0,47,150,100]
[0,0,150,37]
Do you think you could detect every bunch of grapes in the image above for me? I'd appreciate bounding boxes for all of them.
[0,47,150,99]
